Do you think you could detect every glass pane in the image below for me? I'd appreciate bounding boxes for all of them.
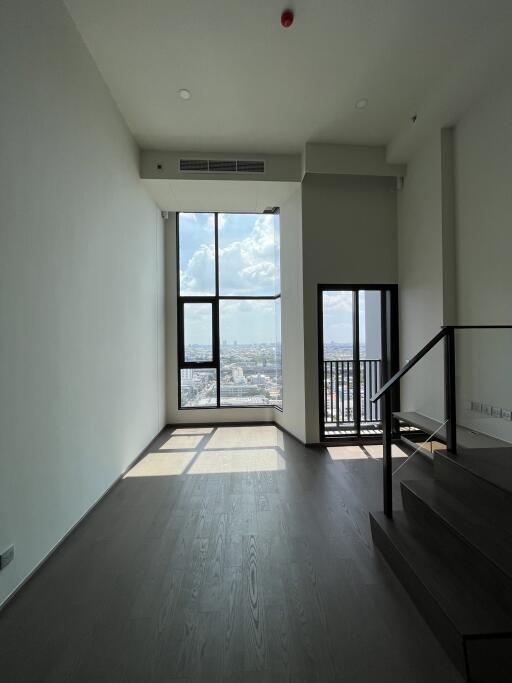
[322,291,355,435]
[359,291,382,427]
[183,303,213,363]
[179,213,215,296]
[180,369,217,407]
[218,213,280,296]
[322,291,353,360]
[274,298,282,408]
[219,299,282,406]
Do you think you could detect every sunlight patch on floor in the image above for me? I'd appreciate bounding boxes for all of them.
[188,448,285,474]
[160,434,204,449]
[170,427,214,435]
[205,425,284,450]
[124,452,195,477]
[328,443,408,461]
[124,448,285,477]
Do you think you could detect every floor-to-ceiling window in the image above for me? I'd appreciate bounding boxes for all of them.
[177,212,282,409]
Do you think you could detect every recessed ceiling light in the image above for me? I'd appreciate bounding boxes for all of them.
[178,89,191,100]
[355,98,368,109]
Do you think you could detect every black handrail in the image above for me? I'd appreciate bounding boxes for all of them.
[369,324,512,519]
[371,329,447,403]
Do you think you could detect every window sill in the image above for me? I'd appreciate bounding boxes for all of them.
[178,404,283,412]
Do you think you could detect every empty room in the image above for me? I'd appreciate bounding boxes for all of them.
[2,1,512,681]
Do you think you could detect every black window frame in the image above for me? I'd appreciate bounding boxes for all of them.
[177,211,282,410]
[317,283,399,442]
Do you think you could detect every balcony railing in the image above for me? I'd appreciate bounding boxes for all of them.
[323,359,382,427]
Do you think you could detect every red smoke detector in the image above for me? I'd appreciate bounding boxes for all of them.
[281,9,294,28]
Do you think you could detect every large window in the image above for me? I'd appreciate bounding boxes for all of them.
[177,212,282,409]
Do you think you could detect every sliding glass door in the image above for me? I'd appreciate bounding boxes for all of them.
[318,285,398,440]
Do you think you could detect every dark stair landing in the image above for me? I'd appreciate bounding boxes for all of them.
[371,413,512,682]
[394,411,512,451]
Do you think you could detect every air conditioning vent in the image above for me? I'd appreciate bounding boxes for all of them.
[179,159,209,172]
[208,159,237,173]
[236,160,265,173]
[179,158,265,174]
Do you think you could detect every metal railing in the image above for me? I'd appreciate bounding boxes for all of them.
[370,325,512,519]
[323,359,382,426]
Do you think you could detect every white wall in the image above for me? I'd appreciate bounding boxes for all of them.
[397,86,512,444]
[301,173,398,442]
[397,131,446,421]
[454,83,512,442]
[0,0,165,607]
[274,189,306,442]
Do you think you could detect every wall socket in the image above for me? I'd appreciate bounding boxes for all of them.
[468,400,512,421]
[0,545,14,570]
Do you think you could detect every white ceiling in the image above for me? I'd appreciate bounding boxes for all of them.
[65,0,512,157]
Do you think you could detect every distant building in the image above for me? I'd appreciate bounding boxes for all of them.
[232,366,244,384]
[220,385,260,398]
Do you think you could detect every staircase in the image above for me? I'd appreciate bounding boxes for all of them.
[368,326,512,682]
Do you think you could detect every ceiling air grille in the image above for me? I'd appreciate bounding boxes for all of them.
[236,160,265,173]
[209,159,237,173]
[179,159,265,174]
[179,159,209,172]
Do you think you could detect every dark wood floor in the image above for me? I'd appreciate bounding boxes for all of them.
[0,425,463,682]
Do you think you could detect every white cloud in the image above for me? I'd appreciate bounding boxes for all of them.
[180,243,216,295]
[323,292,352,312]
[181,213,280,296]
[218,214,279,295]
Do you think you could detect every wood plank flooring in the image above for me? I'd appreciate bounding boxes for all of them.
[0,425,463,682]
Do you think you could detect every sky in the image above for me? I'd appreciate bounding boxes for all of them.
[322,291,358,346]
[321,291,381,352]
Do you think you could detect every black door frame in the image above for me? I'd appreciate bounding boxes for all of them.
[317,283,400,443]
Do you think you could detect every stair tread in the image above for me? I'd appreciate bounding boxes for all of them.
[371,510,512,636]
[394,411,510,450]
[436,447,512,496]
[402,478,512,580]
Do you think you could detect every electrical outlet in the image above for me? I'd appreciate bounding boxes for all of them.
[471,401,482,412]
[482,404,492,416]
[492,406,502,418]
[0,545,14,570]
[502,409,512,420]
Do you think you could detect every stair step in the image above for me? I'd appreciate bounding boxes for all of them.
[434,449,512,530]
[401,478,512,612]
[370,510,512,680]
[435,446,512,494]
